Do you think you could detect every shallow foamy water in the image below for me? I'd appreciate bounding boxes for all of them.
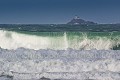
[0,48,120,79]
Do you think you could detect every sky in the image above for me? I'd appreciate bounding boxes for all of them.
[0,0,120,24]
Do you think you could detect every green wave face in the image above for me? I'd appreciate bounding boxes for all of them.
[0,30,120,50]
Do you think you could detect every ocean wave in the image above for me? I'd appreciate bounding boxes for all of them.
[0,30,120,50]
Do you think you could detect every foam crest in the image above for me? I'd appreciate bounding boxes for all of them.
[0,30,120,50]
[0,30,67,50]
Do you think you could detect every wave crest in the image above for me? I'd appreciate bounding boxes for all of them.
[0,30,120,50]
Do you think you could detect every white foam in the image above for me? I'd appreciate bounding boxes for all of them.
[0,30,120,50]
[0,48,120,79]
[0,30,67,50]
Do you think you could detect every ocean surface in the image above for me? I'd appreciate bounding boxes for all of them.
[0,24,120,80]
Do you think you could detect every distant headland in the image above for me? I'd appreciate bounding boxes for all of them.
[67,16,97,25]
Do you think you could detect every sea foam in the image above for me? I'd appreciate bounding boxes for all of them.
[0,48,120,79]
[0,30,120,50]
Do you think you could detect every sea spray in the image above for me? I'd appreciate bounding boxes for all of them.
[0,30,120,50]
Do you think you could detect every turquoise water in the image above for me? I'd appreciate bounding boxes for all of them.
[0,24,120,50]
[0,30,120,50]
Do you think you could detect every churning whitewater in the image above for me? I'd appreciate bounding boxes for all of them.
[0,48,120,79]
[0,29,120,79]
[0,30,120,50]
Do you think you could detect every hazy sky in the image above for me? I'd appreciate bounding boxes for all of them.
[0,0,120,24]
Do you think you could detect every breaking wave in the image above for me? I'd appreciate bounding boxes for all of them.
[0,30,120,50]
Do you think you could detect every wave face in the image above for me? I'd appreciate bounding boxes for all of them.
[0,30,120,50]
[0,48,120,79]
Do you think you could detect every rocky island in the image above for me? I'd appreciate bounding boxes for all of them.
[67,16,97,25]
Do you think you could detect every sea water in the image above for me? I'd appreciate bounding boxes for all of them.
[0,24,120,80]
